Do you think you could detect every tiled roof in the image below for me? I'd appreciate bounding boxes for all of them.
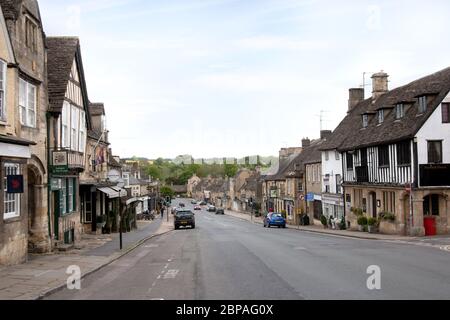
[0,0,20,20]
[46,37,82,113]
[322,66,450,151]
[264,153,300,181]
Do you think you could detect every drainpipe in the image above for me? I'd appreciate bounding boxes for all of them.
[46,112,52,238]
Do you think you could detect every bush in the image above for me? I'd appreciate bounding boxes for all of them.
[367,217,378,226]
[339,216,347,230]
[357,216,368,226]
[320,215,328,227]
[380,212,396,222]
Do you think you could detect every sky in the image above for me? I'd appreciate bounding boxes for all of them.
[38,0,450,159]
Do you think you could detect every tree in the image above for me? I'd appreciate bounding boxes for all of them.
[224,164,238,177]
[147,165,162,181]
[160,186,175,198]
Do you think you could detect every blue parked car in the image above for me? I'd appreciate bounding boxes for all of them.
[264,213,286,228]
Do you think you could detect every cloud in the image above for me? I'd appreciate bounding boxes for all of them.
[236,35,330,51]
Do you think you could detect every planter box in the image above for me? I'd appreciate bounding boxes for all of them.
[368,225,379,233]
[380,220,398,235]
[358,225,367,232]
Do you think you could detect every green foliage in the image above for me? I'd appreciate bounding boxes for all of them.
[160,186,175,198]
[357,216,368,226]
[339,216,347,230]
[320,215,328,227]
[367,217,378,226]
[224,164,239,177]
[380,212,396,222]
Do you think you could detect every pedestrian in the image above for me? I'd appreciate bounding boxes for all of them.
[161,207,164,218]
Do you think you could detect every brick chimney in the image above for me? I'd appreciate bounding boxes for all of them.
[348,88,365,112]
[302,138,311,148]
[372,71,389,100]
[320,130,332,140]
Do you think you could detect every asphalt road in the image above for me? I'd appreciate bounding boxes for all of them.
[47,199,450,300]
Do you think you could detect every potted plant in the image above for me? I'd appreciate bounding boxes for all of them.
[367,217,379,233]
[338,216,347,230]
[379,212,396,234]
[320,215,328,229]
[357,216,368,232]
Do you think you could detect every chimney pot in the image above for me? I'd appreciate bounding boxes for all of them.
[320,130,332,140]
[372,71,389,100]
[348,88,365,112]
[302,138,311,148]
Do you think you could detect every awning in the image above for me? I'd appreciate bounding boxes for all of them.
[98,187,120,199]
[110,186,128,197]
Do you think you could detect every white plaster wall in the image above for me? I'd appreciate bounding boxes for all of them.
[321,150,343,194]
[416,93,450,165]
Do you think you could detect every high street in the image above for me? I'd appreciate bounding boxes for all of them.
[47,199,450,300]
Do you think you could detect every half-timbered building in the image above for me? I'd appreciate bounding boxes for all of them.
[46,37,90,247]
[323,68,450,236]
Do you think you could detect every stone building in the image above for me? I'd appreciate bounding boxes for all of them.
[0,0,50,265]
[324,68,450,236]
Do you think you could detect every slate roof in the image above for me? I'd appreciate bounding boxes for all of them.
[108,156,121,168]
[0,0,41,21]
[46,36,91,122]
[321,66,450,152]
[282,139,324,178]
[264,153,300,181]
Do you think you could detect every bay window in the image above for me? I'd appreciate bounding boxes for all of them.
[61,102,70,148]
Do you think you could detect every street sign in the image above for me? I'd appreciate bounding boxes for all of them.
[7,175,24,194]
[107,169,121,182]
[52,151,68,174]
[306,193,314,202]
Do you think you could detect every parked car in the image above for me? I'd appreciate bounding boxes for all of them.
[179,203,185,208]
[191,199,197,204]
[216,208,225,215]
[199,201,207,206]
[207,205,216,212]
[174,210,196,230]
[194,205,202,210]
[264,213,286,228]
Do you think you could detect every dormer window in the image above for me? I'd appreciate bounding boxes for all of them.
[362,114,369,128]
[395,104,405,119]
[418,96,427,113]
[25,17,38,52]
[377,109,384,124]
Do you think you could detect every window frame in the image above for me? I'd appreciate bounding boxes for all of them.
[346,152,354,170]
[395,104,405,119]
[19,79,37,128]
[362,114,369,128]
[418,96,427,114]
[3,163,21,220]
[377,109,384,124]
[427,140,443,164]
[78,110,86,152]
[396,141,411,166]
[0,60,6,121]
[442,103,450,124]
[378,145,390,167]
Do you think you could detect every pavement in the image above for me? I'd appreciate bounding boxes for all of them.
[223,209,417,241]
[0,214,174,300]
[46,199,450,300]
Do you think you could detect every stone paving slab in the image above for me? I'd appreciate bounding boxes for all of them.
[0,216,174,300]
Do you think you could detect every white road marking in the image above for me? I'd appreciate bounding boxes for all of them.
[144,244,159,248]
[294,246,307,251]
[35,270,53,277]
[163,269,179,279]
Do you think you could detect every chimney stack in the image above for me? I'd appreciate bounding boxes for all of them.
[348,88,365,112]
[302,138,311,148]
[372,71,389,100]
[320,130,332,140]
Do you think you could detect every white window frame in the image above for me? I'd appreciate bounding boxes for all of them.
[0,60,6,121]
[61,102,70,148]
[362,114,368,128]
[377,109,384,124]
[79,110,86,152]
[19,79,37,128]
[418,96,427,114]
[3,163,21,219]
[61,178,67,215]
[71,105,79,151]
[395,104,405,119]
